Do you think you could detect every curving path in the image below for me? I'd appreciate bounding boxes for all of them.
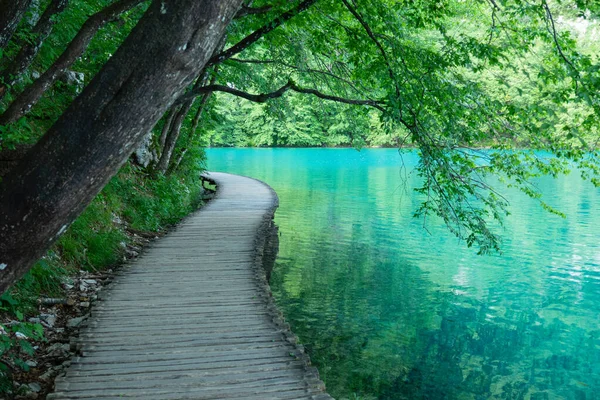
[49,172,332,400]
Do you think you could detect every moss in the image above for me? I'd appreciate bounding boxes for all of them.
[5,158,205,314]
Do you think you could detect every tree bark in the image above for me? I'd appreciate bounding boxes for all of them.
[0,0,145,126]
[0,0,33,50]
[0,0,242,294]
[169,75,217,173]
[155,37,225,175]
[0,0,69,100]
[158,106,177,152]
[155,100,193,175]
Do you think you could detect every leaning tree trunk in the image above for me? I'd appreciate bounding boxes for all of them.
[169,90,214,173]
[0,0,33,50]
[155,104,190,175]
[0,0,69,100]
[0,0,243,294]
[0,0,144,127]
[169,73,218,174]
[156,35,226,175]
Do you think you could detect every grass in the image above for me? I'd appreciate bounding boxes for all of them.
[0,156,206,392]
[8,160,205,310]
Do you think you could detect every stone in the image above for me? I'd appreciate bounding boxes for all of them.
[46,343,70,358]
[79,302,90,308]
[25,360,37,368]
[27,383,41,393]
[126,249,139,258]
[133,131,157,167]
[83,279,97,285]
[39,313,56,328]
[67,317,86,328]
[61,70,85,93]
[38,368,55,382]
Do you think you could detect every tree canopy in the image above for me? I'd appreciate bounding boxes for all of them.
[0,0,599,292]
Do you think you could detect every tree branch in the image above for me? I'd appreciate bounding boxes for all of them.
[340,0,401,99]
[542,1,579,82]
[0,0,69,99]
[207,0,319,67]
[0,0,146,126]
[183,79,386,111]
[229,57,365,96]
[234,4,273,19]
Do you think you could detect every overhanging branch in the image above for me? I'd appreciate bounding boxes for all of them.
[340,0,401,99]
[207,0,319,67]
[234,4,273,19]
[180,79,386,112]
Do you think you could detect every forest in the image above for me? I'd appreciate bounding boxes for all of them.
[0,0,599,395]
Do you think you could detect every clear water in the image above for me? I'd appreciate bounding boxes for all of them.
[206,148,600,400]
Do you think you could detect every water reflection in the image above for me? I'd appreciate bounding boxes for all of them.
[207,148,600,400]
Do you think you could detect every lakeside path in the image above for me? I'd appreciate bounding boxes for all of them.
[49,172,332,400]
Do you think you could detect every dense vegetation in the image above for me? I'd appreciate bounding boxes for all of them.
[0,0,599,391]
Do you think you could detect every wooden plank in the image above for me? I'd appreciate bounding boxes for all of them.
[50,172,332,400]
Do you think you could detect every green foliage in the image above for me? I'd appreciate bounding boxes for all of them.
[0,0,599,259]
[0,292,45,392]
[108,164,203,231]
[205,0,600,253]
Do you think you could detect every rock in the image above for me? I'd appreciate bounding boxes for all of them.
[79,302,90,308]
[61,70,85,93]
[126,249,139,258]
[25,0,41,26]
[67,317,86,328]
[25,360,37,368]
[28,317,41,324]
[40,313,56,328]
[38,368,56,382]
[133,131,157,167]
[83,279,97,285]
[27,383,41,393]
[46,343,70,358]
[15,332,28,339]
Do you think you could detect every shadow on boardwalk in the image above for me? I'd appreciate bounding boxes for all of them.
[49,172,333,400]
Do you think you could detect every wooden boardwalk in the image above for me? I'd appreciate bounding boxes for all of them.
[50,172,332,400]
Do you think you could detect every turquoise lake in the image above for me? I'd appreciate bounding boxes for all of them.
[206,148,600,400]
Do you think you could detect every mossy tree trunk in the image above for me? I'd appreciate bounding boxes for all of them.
[0,0,33,50]
[0,0,69,100]
[0,0,243,294]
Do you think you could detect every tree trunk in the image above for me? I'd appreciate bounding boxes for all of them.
[0,0,33,50]
[0,0,144,126]
[155,99,193,175]
[0,0,243,294]
[158,106,177,152]
[169,76,217,173]
[157,36,225,175]
[0,0,69,100]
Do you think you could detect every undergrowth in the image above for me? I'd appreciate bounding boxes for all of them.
[0,156,205,391]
